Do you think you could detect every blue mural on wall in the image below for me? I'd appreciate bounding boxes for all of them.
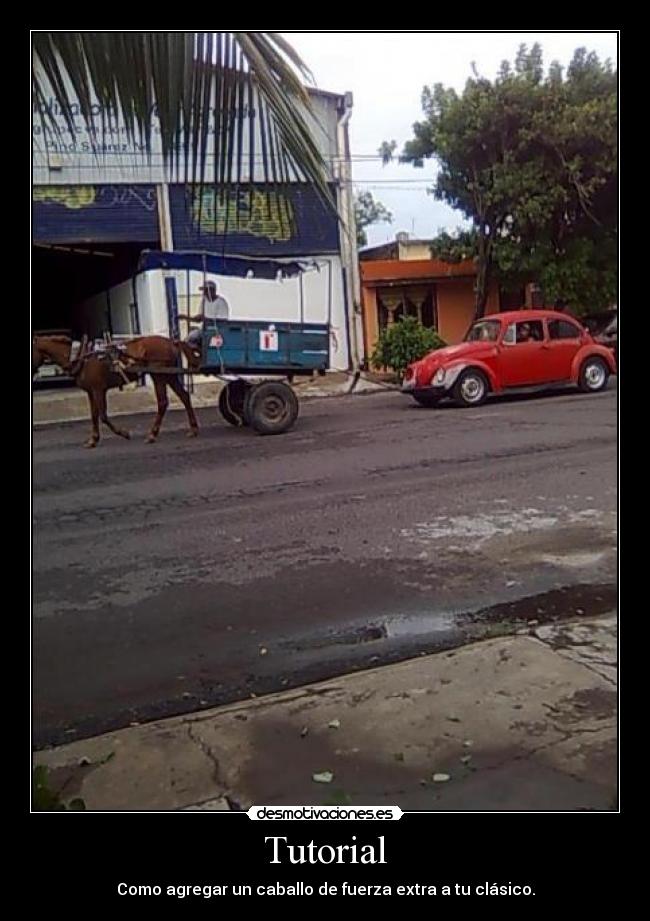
[32,182,340,255]
[169,183,340,257]
[33,184,159,243]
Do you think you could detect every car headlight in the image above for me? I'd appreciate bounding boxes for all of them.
[434,368,446,384]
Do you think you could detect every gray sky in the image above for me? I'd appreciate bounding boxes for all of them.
[282,31,618,247]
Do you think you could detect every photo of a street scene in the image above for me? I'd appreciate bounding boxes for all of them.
[32,31,617,812]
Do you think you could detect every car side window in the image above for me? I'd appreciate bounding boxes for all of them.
[514,320,544,343]
[548,319,581,340]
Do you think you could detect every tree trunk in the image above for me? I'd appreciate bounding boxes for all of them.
[474,230,492,320]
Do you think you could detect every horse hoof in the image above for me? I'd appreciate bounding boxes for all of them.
[186,429,199,438]
[121,431,131,440]
[84,441,97,449]
[145,435,157,444]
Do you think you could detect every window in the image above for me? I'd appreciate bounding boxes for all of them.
[514,320,544,343]
[378,287,438,332]
[548,319,581,340]
[420,291,438,329]
[466,320,501,342]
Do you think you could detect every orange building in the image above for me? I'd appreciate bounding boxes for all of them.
[359,235,538,363]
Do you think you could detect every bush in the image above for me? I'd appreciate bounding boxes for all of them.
[371,316,446,378]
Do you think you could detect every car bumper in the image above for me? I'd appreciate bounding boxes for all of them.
[402,380,449,397]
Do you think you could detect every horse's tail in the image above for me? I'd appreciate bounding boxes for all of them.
[174,340,201,370]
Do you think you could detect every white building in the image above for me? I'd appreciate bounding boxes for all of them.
[33,69,363,374]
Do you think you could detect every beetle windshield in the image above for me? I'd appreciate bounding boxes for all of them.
[465,320,501,343]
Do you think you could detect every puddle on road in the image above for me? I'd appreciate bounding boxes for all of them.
[385,610,458,638]
[291,582,617,657]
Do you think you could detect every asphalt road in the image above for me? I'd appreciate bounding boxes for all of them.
[33,383,617,748]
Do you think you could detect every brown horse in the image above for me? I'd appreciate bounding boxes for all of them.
[32,335,200,448]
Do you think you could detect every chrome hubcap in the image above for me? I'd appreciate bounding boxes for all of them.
[461,375,484,402]
[585,362,606,389]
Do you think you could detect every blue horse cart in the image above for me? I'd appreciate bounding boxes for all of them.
[139,251,335,436]
[200,319,330,434]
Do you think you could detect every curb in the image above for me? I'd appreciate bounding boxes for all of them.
[32,379,397,427]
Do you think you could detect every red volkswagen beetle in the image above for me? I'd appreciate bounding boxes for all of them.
[402,310,617,408]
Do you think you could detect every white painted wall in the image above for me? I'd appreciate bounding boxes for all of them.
[108,279,135,334]
[135,271,168,337]
[74,256,350,370]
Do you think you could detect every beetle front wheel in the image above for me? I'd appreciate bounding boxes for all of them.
[453,369,489,407]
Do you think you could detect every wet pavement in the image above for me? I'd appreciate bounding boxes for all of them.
[33,384,617,748]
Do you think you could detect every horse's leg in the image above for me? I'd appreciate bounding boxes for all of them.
[167,375,199,438]
[145,376,168,443]
[84,391,100,448]
[96,388,130,440]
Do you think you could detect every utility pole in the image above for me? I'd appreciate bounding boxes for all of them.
[336,92,362,372]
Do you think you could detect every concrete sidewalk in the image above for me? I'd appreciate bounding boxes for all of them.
[32,371,395,425]
[33,614,617,811]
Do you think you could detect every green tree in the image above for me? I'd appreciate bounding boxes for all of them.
[32,32,334,211]
[382,45,617,316]
[523,50,617,312]
[354,190,393,247]
[428,228,479,262]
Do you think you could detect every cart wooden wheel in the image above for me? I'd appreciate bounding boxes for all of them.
[244,381,299,435]
[218,380,252,426]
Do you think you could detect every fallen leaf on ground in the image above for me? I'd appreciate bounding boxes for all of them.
[313,771,334,784]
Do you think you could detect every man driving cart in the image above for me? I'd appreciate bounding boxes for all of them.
[179,280,230,350]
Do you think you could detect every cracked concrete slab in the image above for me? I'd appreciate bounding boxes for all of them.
[534,613,617,684]
[34,720,224,811]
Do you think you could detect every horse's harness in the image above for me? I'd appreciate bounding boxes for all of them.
[87,339,136,384]
[39,336,134,384]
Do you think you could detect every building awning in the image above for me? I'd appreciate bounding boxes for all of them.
[360,257,477,285]
[138,250,314,279]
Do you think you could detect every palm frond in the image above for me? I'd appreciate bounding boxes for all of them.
[32,31,336,214]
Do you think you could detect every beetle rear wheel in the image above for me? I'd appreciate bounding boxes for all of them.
[578,357,609,393]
